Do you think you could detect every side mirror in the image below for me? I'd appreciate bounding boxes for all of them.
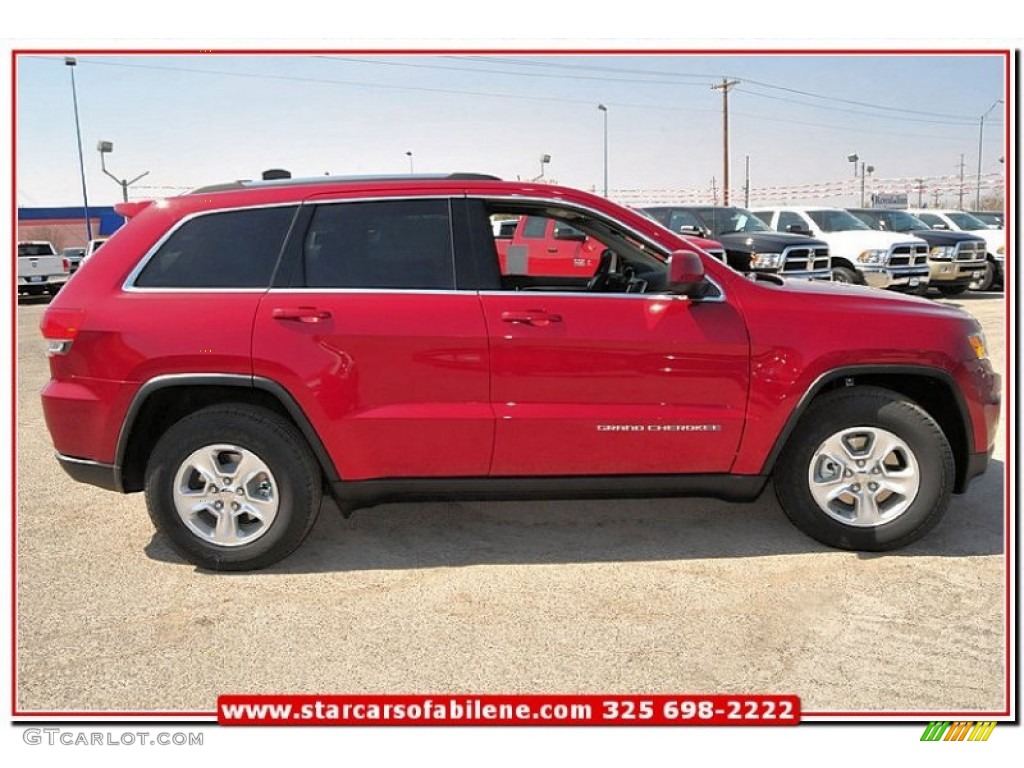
[785,223,809,235]
[667,250,706,297]
[931,222,949,230]
[678,224,708,238]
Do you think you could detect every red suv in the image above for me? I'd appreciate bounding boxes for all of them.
[40,173,1000,570]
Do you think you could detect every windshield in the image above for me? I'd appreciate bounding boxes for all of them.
[947,212,989,230]
[807,210,871,232]
[690,207,772,235]
[970,211,1002,227]
[857,210,930,232]
[644,208,705,234]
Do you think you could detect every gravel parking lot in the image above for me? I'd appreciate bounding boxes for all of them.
[14,291,1008,714]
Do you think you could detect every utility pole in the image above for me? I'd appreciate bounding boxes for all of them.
[957,154,966,209]
[931,189,942,208]
[711,78,740,205]
[744,155,750,208]
[711,177,718,205]
[977,99,1003,209]
[915,178,925,208]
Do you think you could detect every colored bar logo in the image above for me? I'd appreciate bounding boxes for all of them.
[921,721,997,741]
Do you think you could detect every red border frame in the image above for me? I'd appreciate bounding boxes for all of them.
[10,46,1014,721]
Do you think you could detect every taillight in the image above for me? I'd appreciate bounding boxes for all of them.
[62,257,70,273]
[40,308,86,356]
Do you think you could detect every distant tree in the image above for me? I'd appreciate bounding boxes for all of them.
[976,192,1005,212]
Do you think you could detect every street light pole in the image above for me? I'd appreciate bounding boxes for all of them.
[597,104,608,197]
[976,98,1003,209]
[97,141,149,203]
[65,57,92,241]
[847,153,873,207]
[406,151,414,173]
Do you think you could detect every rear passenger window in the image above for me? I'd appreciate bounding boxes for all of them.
[134,206,296,288]
[303,200,454,290]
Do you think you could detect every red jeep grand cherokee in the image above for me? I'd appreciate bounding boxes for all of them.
[40,173,1001,570]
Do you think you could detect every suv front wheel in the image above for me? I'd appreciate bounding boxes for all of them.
[144,404,323,571]
[773,386,953,551]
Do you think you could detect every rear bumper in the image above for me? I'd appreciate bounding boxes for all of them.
[55,453,123,493]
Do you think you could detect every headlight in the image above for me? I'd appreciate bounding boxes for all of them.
[997,245,1004,255]
[967,329,988,360]
[857,249,888,265]
[750,252,782,269]
[929,246,955,260]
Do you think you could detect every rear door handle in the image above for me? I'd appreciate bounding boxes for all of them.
[501,310,562,327]
[272,306,332,323]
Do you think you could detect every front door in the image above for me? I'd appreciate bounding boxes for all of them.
[474,205,750,477]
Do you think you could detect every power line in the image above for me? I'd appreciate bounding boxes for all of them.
[21,55,718,113]
[313,55,708,88]
[733,87,986,127]
[451,54,998,123]
[23,55,991,143]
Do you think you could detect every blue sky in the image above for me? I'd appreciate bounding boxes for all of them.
[15,52,1006,208]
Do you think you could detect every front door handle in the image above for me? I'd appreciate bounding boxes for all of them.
[272,306,332,323]
[501,310,563,327]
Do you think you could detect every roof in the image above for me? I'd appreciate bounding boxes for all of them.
[189,172,501,195]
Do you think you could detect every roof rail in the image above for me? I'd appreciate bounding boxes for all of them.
[189,172,501,195]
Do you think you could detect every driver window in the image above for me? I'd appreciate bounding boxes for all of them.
[486,207,667,294]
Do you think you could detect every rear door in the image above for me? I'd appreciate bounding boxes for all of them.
[252,194,492,481]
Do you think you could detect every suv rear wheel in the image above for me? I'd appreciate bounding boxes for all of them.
[144,404,323,570]
[773,386,953,551]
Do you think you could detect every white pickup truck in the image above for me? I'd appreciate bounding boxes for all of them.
[17,241,70,297]
[752,206,931,291]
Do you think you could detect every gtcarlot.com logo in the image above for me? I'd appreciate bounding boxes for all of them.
[23,728,203,747]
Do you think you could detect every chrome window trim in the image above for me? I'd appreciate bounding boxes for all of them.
[266,288,461,296]
[122,192,727,301]
[476,290,719,303]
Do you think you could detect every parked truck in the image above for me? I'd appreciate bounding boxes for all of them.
[17,241,70,297]
[752,207,930,291]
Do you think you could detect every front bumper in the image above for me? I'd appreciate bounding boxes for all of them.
[928,259,988,285]
[956,449,993,494]
[860,264,931,290]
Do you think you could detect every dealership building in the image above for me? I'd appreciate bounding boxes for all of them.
[17,206,126,251]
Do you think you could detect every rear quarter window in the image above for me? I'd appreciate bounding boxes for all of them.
[134,206,297,288]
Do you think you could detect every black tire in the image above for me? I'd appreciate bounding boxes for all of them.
[831,266,860,284]
[144,404,323,571]
[969,261,995,292]
[773,386,953,551]
[937,284,969,297]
